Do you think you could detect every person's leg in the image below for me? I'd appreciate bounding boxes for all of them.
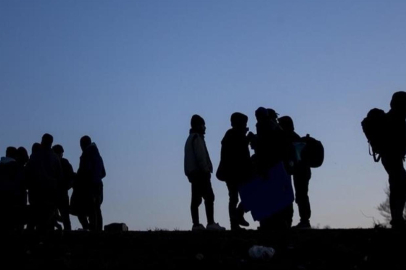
[190,175,203,226]
[201,173,215,225]
[293,164,311,225]
[89,184,103,231]
[97,186,103,231]
[226,181,239,229]
[78,215,89,230]
[284,203,294,228]
[382,155,406,227]
[36,202,56,233]
[26,204,36,231]
[236,202,249,226]
[58,191,72,231]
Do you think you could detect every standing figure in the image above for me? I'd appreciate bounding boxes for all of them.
[52,144,75,231]
[217,112,252,230]
[74,136,106,231]
[279,116,312,229]
[380,92,406,229]
[184,114,225,231]
[25,134,62,233]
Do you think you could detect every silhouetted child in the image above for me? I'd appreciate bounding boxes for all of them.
[279,116,312,229]
[184,115,225,231]
[52,144,75,231]
[217,112,252,230]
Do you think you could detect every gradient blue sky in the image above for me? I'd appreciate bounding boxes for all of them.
[1,0,405,230]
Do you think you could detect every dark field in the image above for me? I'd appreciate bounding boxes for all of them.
[2,228,406,269]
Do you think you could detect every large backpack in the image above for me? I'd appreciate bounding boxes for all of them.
[300,134,324,168]
[361,108,387,162]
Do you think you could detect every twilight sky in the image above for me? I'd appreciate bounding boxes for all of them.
[1,0,405,230]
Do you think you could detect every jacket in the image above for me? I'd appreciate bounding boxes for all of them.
[184,132,213,176]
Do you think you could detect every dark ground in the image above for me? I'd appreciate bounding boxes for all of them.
[1,228,406,269]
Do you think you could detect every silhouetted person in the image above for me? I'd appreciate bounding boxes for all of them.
[15,147,29,230]
[52,144,75,231]
[73,136,106,231]
[30,143,41,158]
[217,113,251,230]
[252,108,293,230]
[26,142,42,231]
[249,107,271,175]
[253,107,288,174]
[25,134,62,233]
[184,115,225,231]
[380,92,406,229]
[279,116,312,229]
[16,147,29,167]
[0,147,25,230]
[267,108,291,164]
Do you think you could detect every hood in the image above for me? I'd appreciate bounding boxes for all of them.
[83,142,101,157]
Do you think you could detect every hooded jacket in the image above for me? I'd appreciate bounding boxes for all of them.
[184,132,213,177]
[77,143,106,187]
[218,128,252,182]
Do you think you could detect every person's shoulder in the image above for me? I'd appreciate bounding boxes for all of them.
[186,132,197,142]
[62,158,72,165]
[190,132,202,140]
[293,132,301,140]
[222,128,234,140]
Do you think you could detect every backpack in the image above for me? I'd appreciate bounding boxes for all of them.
[361,108,387,162]
[300,135,324,168]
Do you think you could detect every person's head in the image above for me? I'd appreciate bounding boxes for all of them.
[190,114,206,134]
[278,116,295,132]
[266,108,279,122]
[41,133,53,149]
[80,135,92,151]
[390,91,406,117]
[231,112,248,131]
[255,107,268,122]
[5,146,17,159]
[17,147,29,165]
[31,142,41,155]
[52,144,64,159]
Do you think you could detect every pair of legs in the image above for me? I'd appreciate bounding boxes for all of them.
[56,190,71,231]
[259,204,293,230]
[78,209,102,231]
[78,184,103,231]
[226,181,247,229]
[30,201,57,233]
[381,154,406,227]
[189,172,215,226]
[293,163,311,226]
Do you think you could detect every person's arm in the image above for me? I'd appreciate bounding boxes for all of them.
[193,136,211,173]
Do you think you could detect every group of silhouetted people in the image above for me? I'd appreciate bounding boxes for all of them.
[0,134,106,233]
[2,92,404,234]
[184,107,319,231]
[185,91,406,231]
